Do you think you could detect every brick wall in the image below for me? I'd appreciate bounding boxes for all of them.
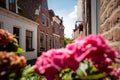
[100,0,120,53]
[18,0,64,53]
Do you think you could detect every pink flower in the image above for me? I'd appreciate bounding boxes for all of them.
[111,68,120,78]
[35,53,53,74]
[74,35,119,72]
[34,35,119,80]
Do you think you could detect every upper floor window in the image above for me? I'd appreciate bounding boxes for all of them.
[26,30,33,51]
[13,27,20,44]
[0,0,6,8]
[9,0,16,12]
[46,18,50,27]
[42,14,46,26]
[43,2,47,10]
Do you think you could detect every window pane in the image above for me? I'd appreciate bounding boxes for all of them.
[9,0,16,12]
[13,27,19,36]
[46,35,48,50]
[43,2,47,10]
[40,34,44,48]
[26,30,33,51]
[13,27,20,43]
[0,23,2,29]
[0,0,6,8]
[42,14,45,25]
[46,18,50,27]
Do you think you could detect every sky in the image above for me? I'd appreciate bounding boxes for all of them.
[48,0,77,38]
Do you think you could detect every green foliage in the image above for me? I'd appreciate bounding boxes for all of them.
[75,61,108,80]
[0,43,24,54]
[58,68,74,80]
[57,62,107,80]
[64,37,73,46]
[8,65,45,80]
[6,43,24,54]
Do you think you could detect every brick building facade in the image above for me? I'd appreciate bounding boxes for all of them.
[17,0,64,54]
[100,0,120,53]
[80,0,120,53]
[0,0,64,59]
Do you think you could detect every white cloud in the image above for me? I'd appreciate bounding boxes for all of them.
[68,5,77,19]
[54,8,77,38]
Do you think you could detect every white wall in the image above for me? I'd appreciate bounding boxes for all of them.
[0,7,38,60]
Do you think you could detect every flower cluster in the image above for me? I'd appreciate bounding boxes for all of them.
[35,35,120,80]
[0,52,26,79]
[74,35,119,72]
[0,29,26,80]
[0,29,17,48]
[0,29,24,54]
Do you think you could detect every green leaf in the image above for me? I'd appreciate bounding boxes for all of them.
[60,68,74,80]
[5,43,24,54]
[89,65,99,74]
[16,47,24,54]
[78,72,108,80]
[76,62,88,76]
[22,65,35,76]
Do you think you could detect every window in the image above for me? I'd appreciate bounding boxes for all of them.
[0,0,6,8]
[43,2,47,10]
[50,39,52,49]
[0,24,1,29]
[0,22,3,29]
[9,0,16,12]
[13,27,20,44]
[46,18,50,27]
[40,34,44,48]
[42,14,46,26]
[26,30,33,51]
[46,35,48,51]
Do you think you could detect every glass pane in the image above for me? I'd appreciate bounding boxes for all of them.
[42,14,45,25]
[13,27,19,36]
[0,24,1,29]
[26,30,33,51]
[43,2,47,10]
[13,27,19,44]
[0,0,6,8]
[9,0,16,12]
